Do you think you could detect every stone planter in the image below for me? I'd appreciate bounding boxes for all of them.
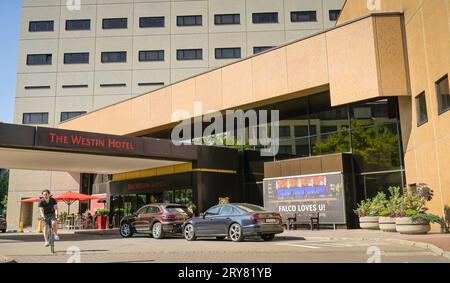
[379,217,396,232]
[395,217,430,234]
[359,216,380,230]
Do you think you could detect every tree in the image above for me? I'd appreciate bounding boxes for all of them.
[0,170,9,211]
[313,119,400,171]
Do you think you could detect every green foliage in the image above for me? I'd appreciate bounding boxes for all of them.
[386,186,403,217]
[398,189,427,217]
[59,211,68,223]
[379,210,391,217]
[354,199,374,217]
[313,119,400,170]
[0,171,8,210]
[411,213,444,225]
[96,209,110,216]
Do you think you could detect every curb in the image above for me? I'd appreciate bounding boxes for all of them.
[286,235,450,260]
[0,255,16,263]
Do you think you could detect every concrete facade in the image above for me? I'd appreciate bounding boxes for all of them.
[9,0,345,230]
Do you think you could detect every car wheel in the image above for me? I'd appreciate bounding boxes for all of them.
[261,234,275,241]
[183,224,196,241]
[120,222,133,238]
[216,236,226,240]
[152,222,165,239]
[229,223,244,242]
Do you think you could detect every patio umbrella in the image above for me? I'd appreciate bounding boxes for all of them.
[53,191,98,214]
[21,197,42,203]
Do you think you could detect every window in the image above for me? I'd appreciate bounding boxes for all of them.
[291,11,317,22]
[65,19,90,30]
[329,10,341,21]
[214,14,240,25]
[62,84,88,89]
[139,17,165,28]
[139,50,164,62]
[436,75,450,114]
[177,15,202,26]
[100,83,126,87]
[64,52,89,64]
[177,49,202,60]
[23,113,48,124]
[29,21,54,32]
[102,18,128,29]
[24,86,50,90]
[61,111,87,122]
[215,48,241,59]
[253,46,275,54]
[279,126,291,138]
[27,54,52,65]
[101,51,127,63]
[136,206,149,215]
[415,92,428,126]
[205,205,221,215]
[219,205,239,215]
[138,82,164,87]
[252,12,278,24]
[148,206,161,214]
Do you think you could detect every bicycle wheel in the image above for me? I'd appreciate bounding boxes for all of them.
[49,226,55,254]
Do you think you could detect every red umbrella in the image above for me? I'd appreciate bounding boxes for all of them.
[21,197,42,203]
[53,191,98,214]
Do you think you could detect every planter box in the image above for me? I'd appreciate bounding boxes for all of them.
[379,217,396,232]
[359,216,380,230]
[395,217,430,234]
[97,216,107,230]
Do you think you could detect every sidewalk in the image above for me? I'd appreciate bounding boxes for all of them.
[280,229,450,256]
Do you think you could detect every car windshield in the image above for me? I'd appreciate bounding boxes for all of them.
[165,206,190,215]
[236,204,267,212]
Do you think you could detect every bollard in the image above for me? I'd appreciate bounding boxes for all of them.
[19,221,24,233]
[37,219,43,233]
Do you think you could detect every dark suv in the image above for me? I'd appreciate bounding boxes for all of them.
[119,204,192,239]
[0,215,6,233]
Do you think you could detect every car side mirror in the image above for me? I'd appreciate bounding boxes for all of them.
[200,212,206,219]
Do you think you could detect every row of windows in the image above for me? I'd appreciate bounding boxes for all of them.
[23,82,165,89]
[27,46,271,65]
[415,74,449,127]
[23,111,87,124]
[28,10,341,32]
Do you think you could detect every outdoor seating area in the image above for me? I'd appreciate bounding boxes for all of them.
[59,213,95,230]
[286,213,325,231]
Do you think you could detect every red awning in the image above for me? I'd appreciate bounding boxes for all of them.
[21,197,41,203]
[53,191,98,202]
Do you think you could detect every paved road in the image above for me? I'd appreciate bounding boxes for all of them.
[0,232,449,263]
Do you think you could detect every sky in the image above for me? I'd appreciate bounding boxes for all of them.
[0,1,21,123]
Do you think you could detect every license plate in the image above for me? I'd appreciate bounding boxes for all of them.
[265,218,278,224]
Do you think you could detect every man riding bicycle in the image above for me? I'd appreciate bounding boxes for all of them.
[38,190,60,246]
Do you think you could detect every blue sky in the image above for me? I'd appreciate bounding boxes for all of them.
[0,1,21,123]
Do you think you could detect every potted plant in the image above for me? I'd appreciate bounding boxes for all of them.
[96,209,109,230]
[394,185,441,234]
[188,203,198,217]
[354,198,379,230]
[378,187,401,232]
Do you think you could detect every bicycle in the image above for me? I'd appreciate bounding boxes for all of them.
[42,216,56,254]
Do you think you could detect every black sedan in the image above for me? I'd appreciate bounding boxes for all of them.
[182,203,283,242]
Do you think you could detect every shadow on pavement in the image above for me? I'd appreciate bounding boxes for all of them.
[0,233,121,243]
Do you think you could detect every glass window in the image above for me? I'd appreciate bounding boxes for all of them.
[252,12,278,24]
[329,10,341,21]
[215,14,240,25]
[136,206,148,215]
[23,113,49,124]
[101,51,127,63]
[359,172,404,199]
[139,17,164,28]
[351,123,401,172]
[102,18,128,29]
[29,21,54,32]
[177,49,202,60]
[205,205,221,215]
[64,53,89,64]
[166,205,191,215]
[148,206,161,214]
[219,205,235,215]
[66,19,90,30]
[436,75,450,114]
[294,137,310,157]
[279,125,291,138]
[215,48,241,59]
[177,15,202,26]
[278,145,293,155]
[163,191,173,203]
[139,50,164,62]
[311,131,350,156]
[27,54,52,65]
[350,98,398,128]
[253,46,275,54]
[61,111,86,122]
[291,11,317,22]
[236,204,266,212]
[415,92,428,126]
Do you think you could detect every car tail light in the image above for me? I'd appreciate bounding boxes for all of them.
[162,214,177,221]
[250,214,264,221]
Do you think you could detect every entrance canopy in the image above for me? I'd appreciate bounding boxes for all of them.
[0,123,197,174]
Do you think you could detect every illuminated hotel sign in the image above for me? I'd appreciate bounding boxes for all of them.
[263,172,346,224]
[36,127,141,155]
